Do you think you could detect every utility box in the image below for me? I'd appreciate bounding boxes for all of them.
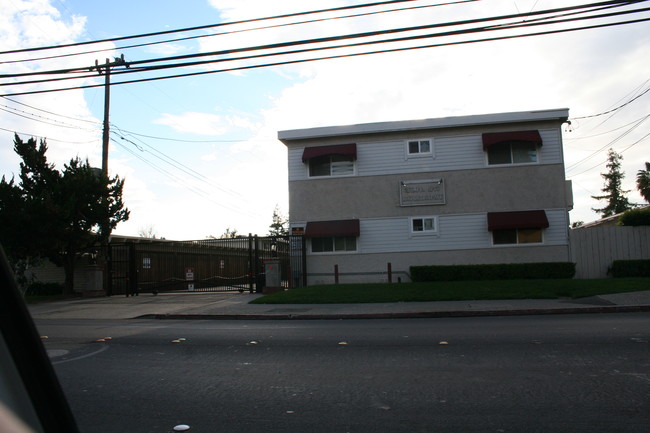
[263,259,283,294]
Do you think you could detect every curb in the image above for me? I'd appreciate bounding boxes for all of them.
[136,305,650,321]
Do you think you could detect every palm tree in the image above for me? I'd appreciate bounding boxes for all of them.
[637,162,650,204]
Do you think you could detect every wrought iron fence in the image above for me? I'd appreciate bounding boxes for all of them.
[106,235,305,296]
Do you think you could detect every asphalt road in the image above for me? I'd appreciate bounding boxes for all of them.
[37,313,650,433]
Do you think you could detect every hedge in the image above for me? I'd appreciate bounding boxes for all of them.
[410,262,576,282]
[609,260,650,278]
[618,208,650,226]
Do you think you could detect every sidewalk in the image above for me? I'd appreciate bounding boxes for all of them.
[28,289,650,320]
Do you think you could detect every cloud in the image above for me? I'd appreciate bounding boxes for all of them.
[206,0,650,225]
[152,111,262,137]
[145,42,188,56]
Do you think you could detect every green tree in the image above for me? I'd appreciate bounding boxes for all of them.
[268,205,288,237]
[637,161,650,204]
[0,134,129,294]
[591,148,632,218]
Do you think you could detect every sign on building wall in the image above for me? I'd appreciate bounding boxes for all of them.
[399,179,445,206]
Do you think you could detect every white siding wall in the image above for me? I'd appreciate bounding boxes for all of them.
[357,209,568,254]
[288,128,562,181]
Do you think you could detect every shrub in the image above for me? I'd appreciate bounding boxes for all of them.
[410,262,576,282]
[609,260,650,277]
[618,208,650,226]
[24,281,64,296]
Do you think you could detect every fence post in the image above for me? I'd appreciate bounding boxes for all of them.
[334,264,339,284]
[105,243,113,296]
[387,262,392,283]
[254,235,262,293]
[248,234,254,293]
[128,242,137,296]
[301,235,307,287]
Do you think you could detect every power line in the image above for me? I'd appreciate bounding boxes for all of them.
[1,1,641,80]
[0,126,98,145]
[570,85,650,120]
[0,104,98,131]
[565,112,650,141]
[565,114,650,173]
[0,96,101,124]
[110,125,248,200]
[3,12,648,97]
[0,0,452,56]
[110,135,257,216]
[567,131,650,178]
[0,0,478,66]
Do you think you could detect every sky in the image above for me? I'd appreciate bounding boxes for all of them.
[1,0,649,240]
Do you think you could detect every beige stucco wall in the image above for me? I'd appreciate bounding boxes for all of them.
[290,164,568,221]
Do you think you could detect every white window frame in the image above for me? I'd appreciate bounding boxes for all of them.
[491,228,544,246]
[405,138,434,159]
[409,216,439,236]
[486,141,539,166]
[309,236,358,254]
[307,155,355,178]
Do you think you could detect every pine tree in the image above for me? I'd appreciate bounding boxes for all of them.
[268,205,288,237]
[591,148,632,218]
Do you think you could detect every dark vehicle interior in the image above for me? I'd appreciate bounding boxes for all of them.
[0,245,79,433]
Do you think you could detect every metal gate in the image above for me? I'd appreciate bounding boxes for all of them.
[106,235,305,296]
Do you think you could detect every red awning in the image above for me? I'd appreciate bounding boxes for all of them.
[302,143,357,162]
[304,219,360,238]
[487,210,549,230]
[482,130,542,150]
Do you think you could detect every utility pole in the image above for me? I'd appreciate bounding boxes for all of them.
[92,54,129,177]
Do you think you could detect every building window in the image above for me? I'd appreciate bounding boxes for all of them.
[406,139,433,157]
[309,155,354,177]
[410,216,438,235]
[311,236,357,253]
[492,228,543,245]
[487,141,538,165]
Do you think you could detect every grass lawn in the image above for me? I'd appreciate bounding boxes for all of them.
[250,278,650,304]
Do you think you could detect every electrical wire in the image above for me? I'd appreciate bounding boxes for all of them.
[1,1,641,79]
[0,0,459,55]
[110,125,249,200]
[0,96,101,124]
[0,0,478,65]
[571,86,650,120]
[0,104,98,131]
[110,135,260,216]
[0,125,99,144]
[3,12,648,97]
[565,114,650,171]
[567,130,650,178]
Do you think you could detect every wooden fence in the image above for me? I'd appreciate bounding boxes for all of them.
[570,226,650,279]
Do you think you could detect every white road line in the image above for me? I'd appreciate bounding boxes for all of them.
[51,344,109,365]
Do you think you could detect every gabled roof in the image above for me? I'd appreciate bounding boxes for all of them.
[278,108,569,143]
